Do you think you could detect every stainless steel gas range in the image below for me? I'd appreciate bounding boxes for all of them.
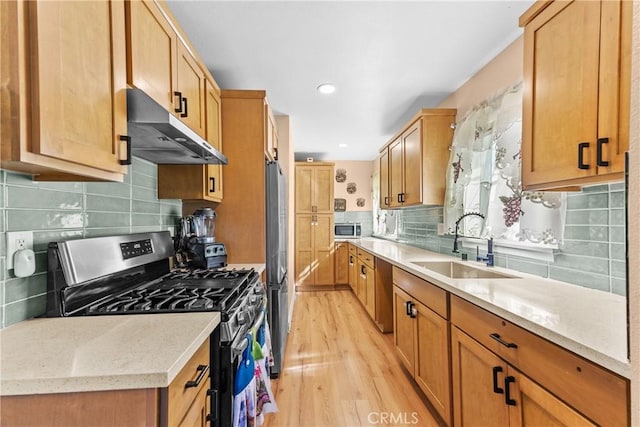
[45,231,266,427]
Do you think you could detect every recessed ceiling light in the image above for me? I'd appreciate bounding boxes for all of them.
[317,83,336,94]
[338,143,348,148]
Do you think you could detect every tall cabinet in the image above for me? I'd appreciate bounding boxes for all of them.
[294,163,335,287]
[211,90,277,264]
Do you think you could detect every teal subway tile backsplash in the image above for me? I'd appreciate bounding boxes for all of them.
[0,158,182,328]
[373,182,626,295]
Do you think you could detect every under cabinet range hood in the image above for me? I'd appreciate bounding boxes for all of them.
[126,89,228,165]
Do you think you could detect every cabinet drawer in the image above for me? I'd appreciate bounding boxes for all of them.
[392,267,447,319]
[450,296,628,427]
[348,244,357,256]
[167,338,211,427]
[357,249,375,269]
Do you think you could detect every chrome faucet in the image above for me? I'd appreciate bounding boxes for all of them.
[452,212,494,266]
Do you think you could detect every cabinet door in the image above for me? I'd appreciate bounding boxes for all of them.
[402,120,422,206]
[389,137,403,208]
[265,106,278,160]
[415,300,451,425]
[451,326,509,427]
[348,251,357,291]
[176,42,206,138]
[178,381,209,427]
[295,166,313,213]
[379,150,390,209]
[205,82,223,202]
[508,370,596,427]
[28,0,127,174]
[522,0,601,187]
[127,0,176,111]
[364,264,375,317]
[335,243,349,284]
[392,286,415,375]
[314,214,335,285]
[314,166,334,213]
[295,214,314,287]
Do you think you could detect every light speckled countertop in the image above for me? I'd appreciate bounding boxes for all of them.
[0,264,265,397]
[351,237,630,379]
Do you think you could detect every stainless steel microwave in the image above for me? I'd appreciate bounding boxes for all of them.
[335,223,361,238]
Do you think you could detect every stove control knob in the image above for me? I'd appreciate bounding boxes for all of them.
[249,296,258,305]
[237,311,248,325]
[253,286,262,294]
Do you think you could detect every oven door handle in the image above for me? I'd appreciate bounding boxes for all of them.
[231,309,266,355]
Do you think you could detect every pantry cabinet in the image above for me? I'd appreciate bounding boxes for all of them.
[295,214,335,286]
[158,78,223,202]
[295,163,334,214]
[379,109,456,208]
[334,242,349,285]
[0,0,129,181]
[126,0,206,138]
[519,0,632,190]
[450,295,628,427]
[392,267,451,425]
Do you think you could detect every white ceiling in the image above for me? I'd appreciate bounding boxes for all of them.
[166,0,534,161]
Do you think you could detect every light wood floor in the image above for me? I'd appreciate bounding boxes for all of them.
[265,290,440,427]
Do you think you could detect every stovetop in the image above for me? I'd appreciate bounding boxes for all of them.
[85,268,256,315]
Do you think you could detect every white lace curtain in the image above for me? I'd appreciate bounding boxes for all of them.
[443,83,565,246]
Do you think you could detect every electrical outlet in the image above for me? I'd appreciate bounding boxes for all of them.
[7,231,34,269]
[437,223,446,236]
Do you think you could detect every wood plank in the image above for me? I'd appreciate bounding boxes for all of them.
[265,290,439,427]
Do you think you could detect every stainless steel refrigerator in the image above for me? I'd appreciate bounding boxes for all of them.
[265,160,288,377]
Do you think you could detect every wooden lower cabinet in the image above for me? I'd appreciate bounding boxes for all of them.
[358,262,375,317]
[393,285,451,425]
[451,327,595,427]
[0,338,211,427]
[347,244,357,292]
[334,242,349,284]
[352,248,393,333]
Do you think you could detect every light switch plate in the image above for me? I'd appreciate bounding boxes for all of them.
[6,231,34,269]
[437,223,446,235]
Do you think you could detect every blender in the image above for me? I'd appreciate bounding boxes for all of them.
[181,208,227,268]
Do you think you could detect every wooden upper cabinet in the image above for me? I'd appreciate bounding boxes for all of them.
[520,0,631,190]
[380,109,456,209]
[0,0,128,181]
[265,104,279,160]
[295,163,334,214]
[126,0,176,112]
[126,0,206,139]
[204,79,223,201]
[379,150,390,209]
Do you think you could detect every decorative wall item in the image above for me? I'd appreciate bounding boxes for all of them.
[356,198,365,207]
[334,198,346,212]
[333,160,372,212]
[335,168,347,183]
[346,182,357,194]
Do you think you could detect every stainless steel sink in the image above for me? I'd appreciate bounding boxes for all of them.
[411,261,518,279]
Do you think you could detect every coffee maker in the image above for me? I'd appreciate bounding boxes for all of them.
[177,208,227,268]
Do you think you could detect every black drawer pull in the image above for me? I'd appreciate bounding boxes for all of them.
[489,333,518,349]
[578,142,590,170]
[597,137,609,167]
[405,301,412,316]
[174,91,183,113]
[505,376,516,406]
[384,196,389,206]
[185,364,209,388]
[209,177,215,193]
[361,265,366,276]
[409,302,417,318]
[492,366,504,394]
[206,389,218,423]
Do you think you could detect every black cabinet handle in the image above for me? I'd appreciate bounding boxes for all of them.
[206,389,218,423]
[361,265,366,276]
[489,333,518,349]
[578,142,590,170]
[274,147,278,160]
[409,302,416,318]
[349,255,353,264]
[181,97,188,118]
[384,196,389,206]
[174,91,183,113]
[504,376,516,406]
[119,135,131,165]
[405,300,412,316]
[597,137,609,167]
[492,366,504,394]
[209,177,215,193]
[185,364,209,388]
